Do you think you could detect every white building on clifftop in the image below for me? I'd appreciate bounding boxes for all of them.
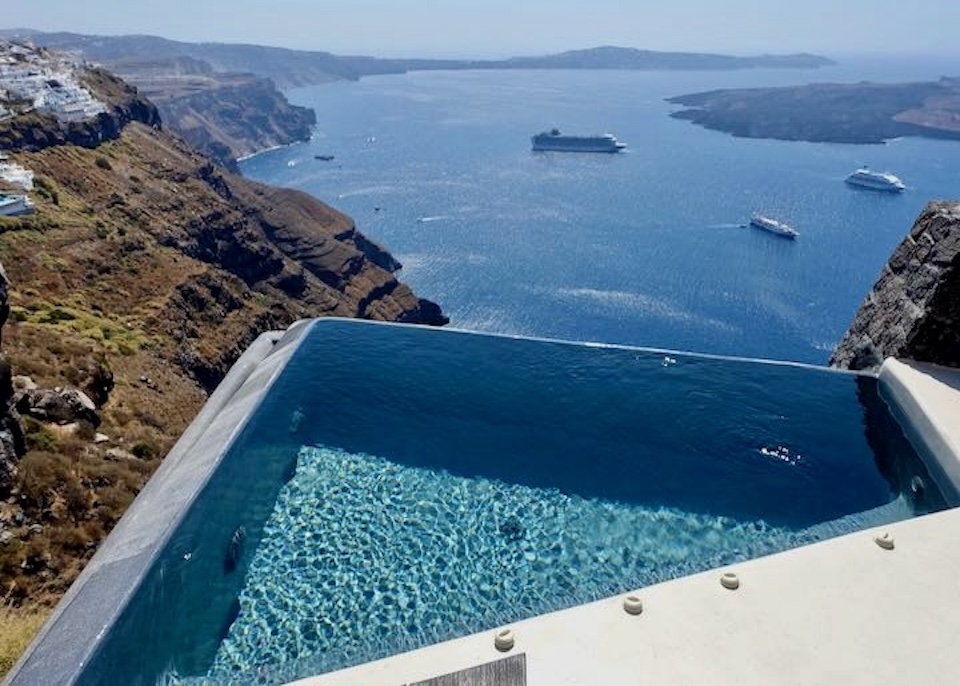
[0,41,107,123]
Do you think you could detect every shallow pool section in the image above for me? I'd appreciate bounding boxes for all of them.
[209,446,919,682]
[7,320,945,686]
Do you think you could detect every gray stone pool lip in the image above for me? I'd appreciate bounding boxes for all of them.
[1,318,935,685]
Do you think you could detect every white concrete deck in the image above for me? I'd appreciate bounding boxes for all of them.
[295,357,960,686]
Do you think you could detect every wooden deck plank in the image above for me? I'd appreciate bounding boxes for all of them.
[408,653,526,686]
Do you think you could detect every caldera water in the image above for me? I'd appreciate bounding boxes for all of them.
[241,57,960,363]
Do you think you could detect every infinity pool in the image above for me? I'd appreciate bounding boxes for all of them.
[56,321,943,685]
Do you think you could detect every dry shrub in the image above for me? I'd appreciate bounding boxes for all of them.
[16,452,79,517]
[0,602,49,678]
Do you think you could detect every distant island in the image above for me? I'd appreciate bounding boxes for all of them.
[0,31,837,166]
[667,77,960,144]
[1,31,835,88]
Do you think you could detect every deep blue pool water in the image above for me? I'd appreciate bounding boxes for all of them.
[240,59,960,364]
[170,321,943,683]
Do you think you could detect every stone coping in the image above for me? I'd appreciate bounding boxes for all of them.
[879,358,960,504]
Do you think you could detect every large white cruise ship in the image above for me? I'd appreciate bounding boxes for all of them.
[531,128,626,153]
[845,167,905,192]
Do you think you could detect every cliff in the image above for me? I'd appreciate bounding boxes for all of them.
[102,59,318,170]
[2,31,360,90]
[831,201,960,370]
[0,61,445,609]
[668,78,960,144]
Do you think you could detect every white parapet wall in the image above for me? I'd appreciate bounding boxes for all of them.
[879,358,960,504]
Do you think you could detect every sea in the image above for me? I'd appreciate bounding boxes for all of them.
[240,56,960,364]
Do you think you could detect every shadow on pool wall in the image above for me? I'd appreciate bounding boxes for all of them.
[858,377,947,514]
[21,319,943,685]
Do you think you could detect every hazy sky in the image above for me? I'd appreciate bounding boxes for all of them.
[4,0,960,58]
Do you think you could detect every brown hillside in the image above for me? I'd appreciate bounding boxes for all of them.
[0,78,444,616]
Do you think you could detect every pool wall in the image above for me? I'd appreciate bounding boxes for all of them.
[5,321,316,686]
[879,359,960,505]
[5,320,959,685]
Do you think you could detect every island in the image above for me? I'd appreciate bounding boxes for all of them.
[667,77,960,144]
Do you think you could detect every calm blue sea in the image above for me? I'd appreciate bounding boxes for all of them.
[241,58,960,364]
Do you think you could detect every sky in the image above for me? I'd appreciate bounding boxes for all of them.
[3,0,960,58]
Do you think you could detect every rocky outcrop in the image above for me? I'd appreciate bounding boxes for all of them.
[0,262,9,345]
[831,201,960,370]
[0,355,26,494]
[127,70,317,170]
[14,388,101,427]
[0,59,446,610]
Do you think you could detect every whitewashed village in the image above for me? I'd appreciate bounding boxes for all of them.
[0,41,108,216]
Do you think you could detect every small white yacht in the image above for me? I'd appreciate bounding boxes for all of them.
[749,213,798,239]
[845,167,905,192]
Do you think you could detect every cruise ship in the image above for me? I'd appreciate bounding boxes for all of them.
[749,213,798,239]
[0,193,35,217]
[531,128,626,153]
[845,167,905,192]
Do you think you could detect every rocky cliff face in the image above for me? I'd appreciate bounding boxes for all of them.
[105,62,317,170]
[831,201,960,370]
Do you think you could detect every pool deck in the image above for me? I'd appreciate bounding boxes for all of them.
[294,357,960,686]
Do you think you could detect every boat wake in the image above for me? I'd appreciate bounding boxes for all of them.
[551,287,737,333]
[416,215,452,223]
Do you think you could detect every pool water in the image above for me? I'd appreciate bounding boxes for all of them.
[208,445,916,682]
[171,321,942,683]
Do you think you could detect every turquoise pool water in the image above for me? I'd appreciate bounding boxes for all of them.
[189,321,941,683]
[78,321,941,686]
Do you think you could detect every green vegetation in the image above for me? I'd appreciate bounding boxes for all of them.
[94,156,112,171]
[8,303,152,355]
[32,177,59,205]
[131,440,160,460]
[22,418,59,453]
